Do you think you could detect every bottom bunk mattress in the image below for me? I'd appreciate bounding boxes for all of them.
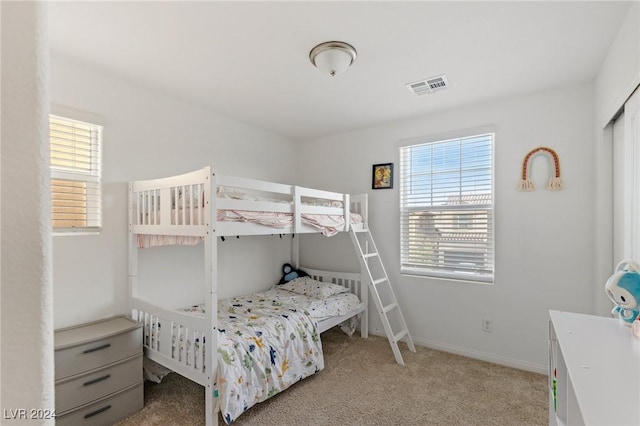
[175,280,363,424]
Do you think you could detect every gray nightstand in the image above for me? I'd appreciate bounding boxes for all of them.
[54,316,143,425]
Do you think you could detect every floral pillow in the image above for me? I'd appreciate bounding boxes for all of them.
[279,276,348,299]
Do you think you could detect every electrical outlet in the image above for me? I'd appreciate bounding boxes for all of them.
[482,318,493,332]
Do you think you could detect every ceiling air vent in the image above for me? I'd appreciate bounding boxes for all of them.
[407,75,449,96]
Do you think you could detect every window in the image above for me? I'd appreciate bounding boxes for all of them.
[400,133,494,283]
[50,115,102,233]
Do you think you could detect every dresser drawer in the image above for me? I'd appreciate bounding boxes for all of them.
[55,355,142,415]
[55,327,142,380]
[55,383,143,426]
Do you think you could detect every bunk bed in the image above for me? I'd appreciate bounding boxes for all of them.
[128,166,369,425]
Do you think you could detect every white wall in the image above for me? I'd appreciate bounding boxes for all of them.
[1,1,55,422]
[593,1,640,316]
[51,54,298,328]
[299,84,595,372]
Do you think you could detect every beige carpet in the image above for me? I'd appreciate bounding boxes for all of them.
[117,329,548,425]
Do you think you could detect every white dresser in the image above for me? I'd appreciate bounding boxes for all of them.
[549,310,640,425]
[54,316,143,425]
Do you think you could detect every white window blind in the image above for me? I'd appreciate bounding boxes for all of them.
[400,133,494,283]
[50,115,102,233]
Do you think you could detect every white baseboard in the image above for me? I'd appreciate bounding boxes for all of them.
[367,328,547,375]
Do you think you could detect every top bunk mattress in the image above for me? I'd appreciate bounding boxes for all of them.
[136,187,364,247]
[130,168,367,246]
[137,211,363,247]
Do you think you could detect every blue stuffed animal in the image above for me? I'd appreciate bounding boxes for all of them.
[605,260,640,326]
[278,263,309,284]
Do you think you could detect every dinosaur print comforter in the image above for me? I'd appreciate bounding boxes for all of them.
[215,293,324,424]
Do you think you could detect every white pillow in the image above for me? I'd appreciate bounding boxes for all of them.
[217,186,291,204]
[176,188,205,208]
[279,276,349,299]
[304,198,343,208]
[216,186,259,201]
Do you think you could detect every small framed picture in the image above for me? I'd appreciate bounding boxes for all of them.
[372,163,393,189]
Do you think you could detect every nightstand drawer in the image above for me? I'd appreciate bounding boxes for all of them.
[55,383,143,426]
[55,327,142,380]
[55,355,142,415]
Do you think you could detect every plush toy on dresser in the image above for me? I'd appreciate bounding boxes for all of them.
[605,260,640,326]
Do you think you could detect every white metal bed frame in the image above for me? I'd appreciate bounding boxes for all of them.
[128,166,369,425]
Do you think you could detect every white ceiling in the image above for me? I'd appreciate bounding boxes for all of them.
[48,1,632,141]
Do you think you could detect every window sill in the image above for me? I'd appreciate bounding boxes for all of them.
[401,270,494,285]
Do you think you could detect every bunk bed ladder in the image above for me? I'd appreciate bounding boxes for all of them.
[349,228,416,365]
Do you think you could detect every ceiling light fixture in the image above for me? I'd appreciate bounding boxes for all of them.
[309,41,357,77]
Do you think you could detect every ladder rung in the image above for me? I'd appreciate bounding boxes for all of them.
[363,252,378,258]
[382,303,397,313]
[393,329,408,343]
[372,278,387,286]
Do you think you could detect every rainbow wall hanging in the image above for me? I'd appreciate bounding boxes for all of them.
[518,146,563,192]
